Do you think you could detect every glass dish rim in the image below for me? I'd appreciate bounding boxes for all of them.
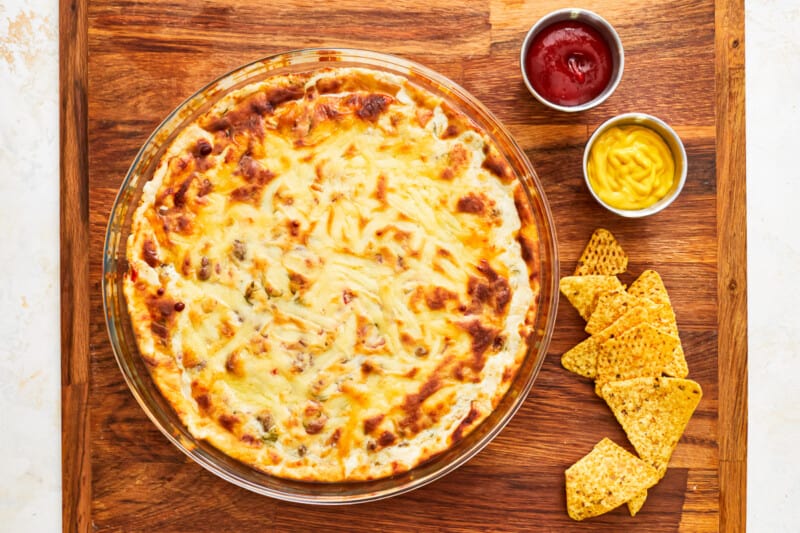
[102,47,560,505]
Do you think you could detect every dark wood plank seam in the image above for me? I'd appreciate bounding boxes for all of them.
[60,0,91,530]
[715,0,747,531]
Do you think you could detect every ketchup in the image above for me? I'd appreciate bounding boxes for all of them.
[525,20,613,107]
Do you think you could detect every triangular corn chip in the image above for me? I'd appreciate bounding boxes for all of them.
[595,324,679,390]
[585,290,647,335]
[565,438,660,521]
[628,270,688,378]
[599,377,703,476]
[560,275,624,321]
[628,269,670,304]
[562,336,601,379]
[561,305,655,379]
[663,344,689,378]
[574,228,628,276]
[627,490,647,516]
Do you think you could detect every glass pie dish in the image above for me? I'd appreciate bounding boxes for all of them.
[102,48,559,504]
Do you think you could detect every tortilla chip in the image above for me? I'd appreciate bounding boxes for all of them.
[628,270,688,378]
[663,344,689,378]
[627,490,647,516]
[560,275,624,322]
[595,324,679,391]
[599,377,703,476]
[562,305,655,379]
[574,228,628,276]
[565,438,660,521]
[585,290,647,335]
[628,269,670,305]
[562,336,601,379]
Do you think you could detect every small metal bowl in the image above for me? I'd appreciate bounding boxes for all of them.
[583,113,688,218]
[520,8,624,113]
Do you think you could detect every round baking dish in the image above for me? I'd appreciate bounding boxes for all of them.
[102,48,559,504]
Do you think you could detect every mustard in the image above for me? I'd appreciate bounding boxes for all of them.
[587,125,675,210]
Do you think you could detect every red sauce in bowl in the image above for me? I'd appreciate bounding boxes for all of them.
[524,20,613,107]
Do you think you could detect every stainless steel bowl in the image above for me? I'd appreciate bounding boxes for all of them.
[520,8,624,113]
[583,112,688,217]
[102,48,560,504]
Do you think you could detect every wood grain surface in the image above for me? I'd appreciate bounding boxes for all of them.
[61,0,747,530]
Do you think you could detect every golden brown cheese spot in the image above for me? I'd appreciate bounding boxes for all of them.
[240,434,260,447]
[145,293,176,340]
[313,102,341,125]
[225,351,245,377]
[342,289,355,305]
[465,260,511,315]
[197,256,211,281]
[167,155,194,178]
[181,348,203,369]
[172,175,194,208]
[373,174,387,204]
[415,108,434,128]
[288,271,308,294]
[441,124,460,139]
[425,286,457,311]
[377,431,397,447]
[456,193,485,215]
[142,239,159,267]
[218,413,239,433]
[459,318,500,372]
[482,145,513,182]
[302,401,327,435]
[238,155,275,185]
[451,404,480,443]
[315,76,342,94]
[193,138,213,158]
[327,428,342,446]
[191,381,211,411]
[197,178,213,197]
[360,360,378,375]
[347,93,393,122]
[230,184,264,205]
[204,83,305,136]
[513,186,534,226]
[400,377,441,433]
[363,414,384,435]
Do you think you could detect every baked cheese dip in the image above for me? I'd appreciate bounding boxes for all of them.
[124,67,541,481]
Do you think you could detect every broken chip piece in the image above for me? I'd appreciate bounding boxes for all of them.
[627,489,647,517]
[599,377,703,476]
[574,228,629,276]
[565,437,660,521]
[560,275,624,321]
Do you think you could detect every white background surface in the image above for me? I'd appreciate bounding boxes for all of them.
[745,1,800,529]
[0,0,796,530]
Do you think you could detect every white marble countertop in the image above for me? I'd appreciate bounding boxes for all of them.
[0,0,796,530]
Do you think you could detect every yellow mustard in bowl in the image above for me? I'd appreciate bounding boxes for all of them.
[586,124,675,210]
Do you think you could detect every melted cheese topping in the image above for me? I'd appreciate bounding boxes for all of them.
[124,67,540,481]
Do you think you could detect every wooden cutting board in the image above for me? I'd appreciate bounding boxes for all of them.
[61,0,746,530]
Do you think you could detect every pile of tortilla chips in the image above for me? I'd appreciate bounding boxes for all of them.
[560,229,703,521]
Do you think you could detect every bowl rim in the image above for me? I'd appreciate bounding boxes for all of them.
[519,8,625,113]
[102,47,560,504]
[582,112,688,218]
